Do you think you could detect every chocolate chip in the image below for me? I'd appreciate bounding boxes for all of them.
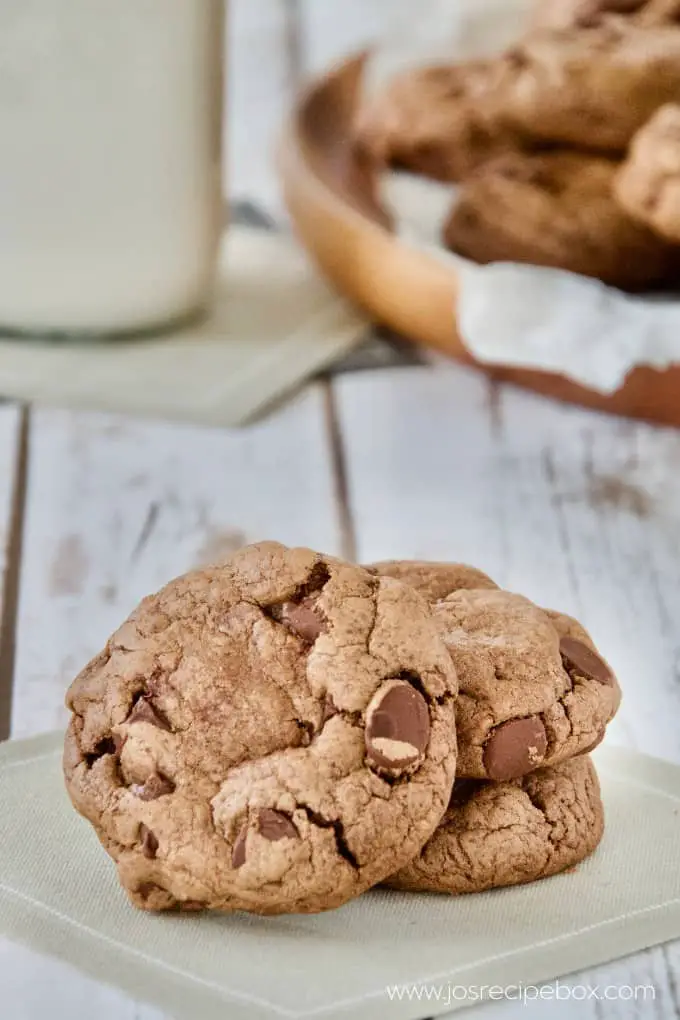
[128,695,172,731]
[483,716,548,781]
[232,822,249,868]
[139,824,159,859]
[365,680,431,772]
[131,772,175,801]
[257,809,299,842]
[560,637,613,685]
[278,597,327,643]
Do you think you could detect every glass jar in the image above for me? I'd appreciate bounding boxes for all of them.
[0,0,224,337]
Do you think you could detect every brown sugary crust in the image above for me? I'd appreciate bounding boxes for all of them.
[615,103,680,242]
[353,62,520,183]
[387,755,604,894]
[63,542,458,915]
[444,150,678,290]
[365,561,499,603]
[480,19,680,154]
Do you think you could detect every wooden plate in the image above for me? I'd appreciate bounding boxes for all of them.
[279,54,680,428]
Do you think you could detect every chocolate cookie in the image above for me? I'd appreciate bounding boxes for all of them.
[481,19,680,153]
[353,62,519,183]
[444,150,678,290]
[387,755,604,894]
[433,589,620,779]
[533,0,680,28]
[615,104,680,242]
[64,542,459,915]
[365,560,498,603]
[638,0,680,24]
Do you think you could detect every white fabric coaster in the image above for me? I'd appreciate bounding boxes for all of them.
[1,732,680,1020]
[0,227,369,427]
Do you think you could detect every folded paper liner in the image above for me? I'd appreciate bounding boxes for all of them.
[368,0,680,394]
[2,733,680,1020]
[0,226,369,427]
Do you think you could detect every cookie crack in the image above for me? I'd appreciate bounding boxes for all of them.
[296,804,360,870]
[365,593,380,656]
[520,784,568,856]
[263,561,331,620]
[393,669,451,708]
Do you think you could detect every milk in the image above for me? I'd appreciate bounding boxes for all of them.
[0,0,224,335]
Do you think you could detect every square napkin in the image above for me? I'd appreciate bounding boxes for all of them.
[2,732,680,1020]
[0,226,369,427]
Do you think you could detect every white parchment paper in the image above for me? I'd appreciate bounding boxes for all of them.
[368,0,680,394]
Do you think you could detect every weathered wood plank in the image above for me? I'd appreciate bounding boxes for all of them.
[11,386,341,739]
[0,403,23,739]
[334,365,680,764]
[2,385,340,1020]
[335,364,680,1020]
[228,0,298,216]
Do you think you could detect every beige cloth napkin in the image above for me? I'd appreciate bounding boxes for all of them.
[0,226,369,427]
[2,732,680,1020]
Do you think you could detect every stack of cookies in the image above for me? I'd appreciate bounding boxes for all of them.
[353,0,680,290]
[63,542,620,915]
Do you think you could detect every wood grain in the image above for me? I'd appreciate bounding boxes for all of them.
[0,403,24,739]
[229,0,299,217]
[335,364,680,1019]
[2,386,341,1020]
[10,386,341,739]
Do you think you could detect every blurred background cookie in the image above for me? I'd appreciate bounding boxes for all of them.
[615,103,680,241]
[353,62,519,182]
[479,19,680,154]
[531,0,666,30]
[444,150,679,290]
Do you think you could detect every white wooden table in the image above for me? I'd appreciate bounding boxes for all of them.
[2,2,680,1017]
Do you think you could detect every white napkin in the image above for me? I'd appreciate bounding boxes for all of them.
[2,732,680,1020]
[0,226,370,426]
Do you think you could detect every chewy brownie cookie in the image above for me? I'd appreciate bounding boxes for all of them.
[366,560,498,603]
[353,62,518,183]
[387,755,604,894]
[615,104,680,241]
[434,589,620,779]
[64,542,459,915]
[480,19,680,154]
[444,150,678,290]
[533,0,680,28]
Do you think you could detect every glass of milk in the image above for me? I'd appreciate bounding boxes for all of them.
[0,0,224,337]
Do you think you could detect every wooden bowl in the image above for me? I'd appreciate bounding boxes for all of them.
[279,54,680,428]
